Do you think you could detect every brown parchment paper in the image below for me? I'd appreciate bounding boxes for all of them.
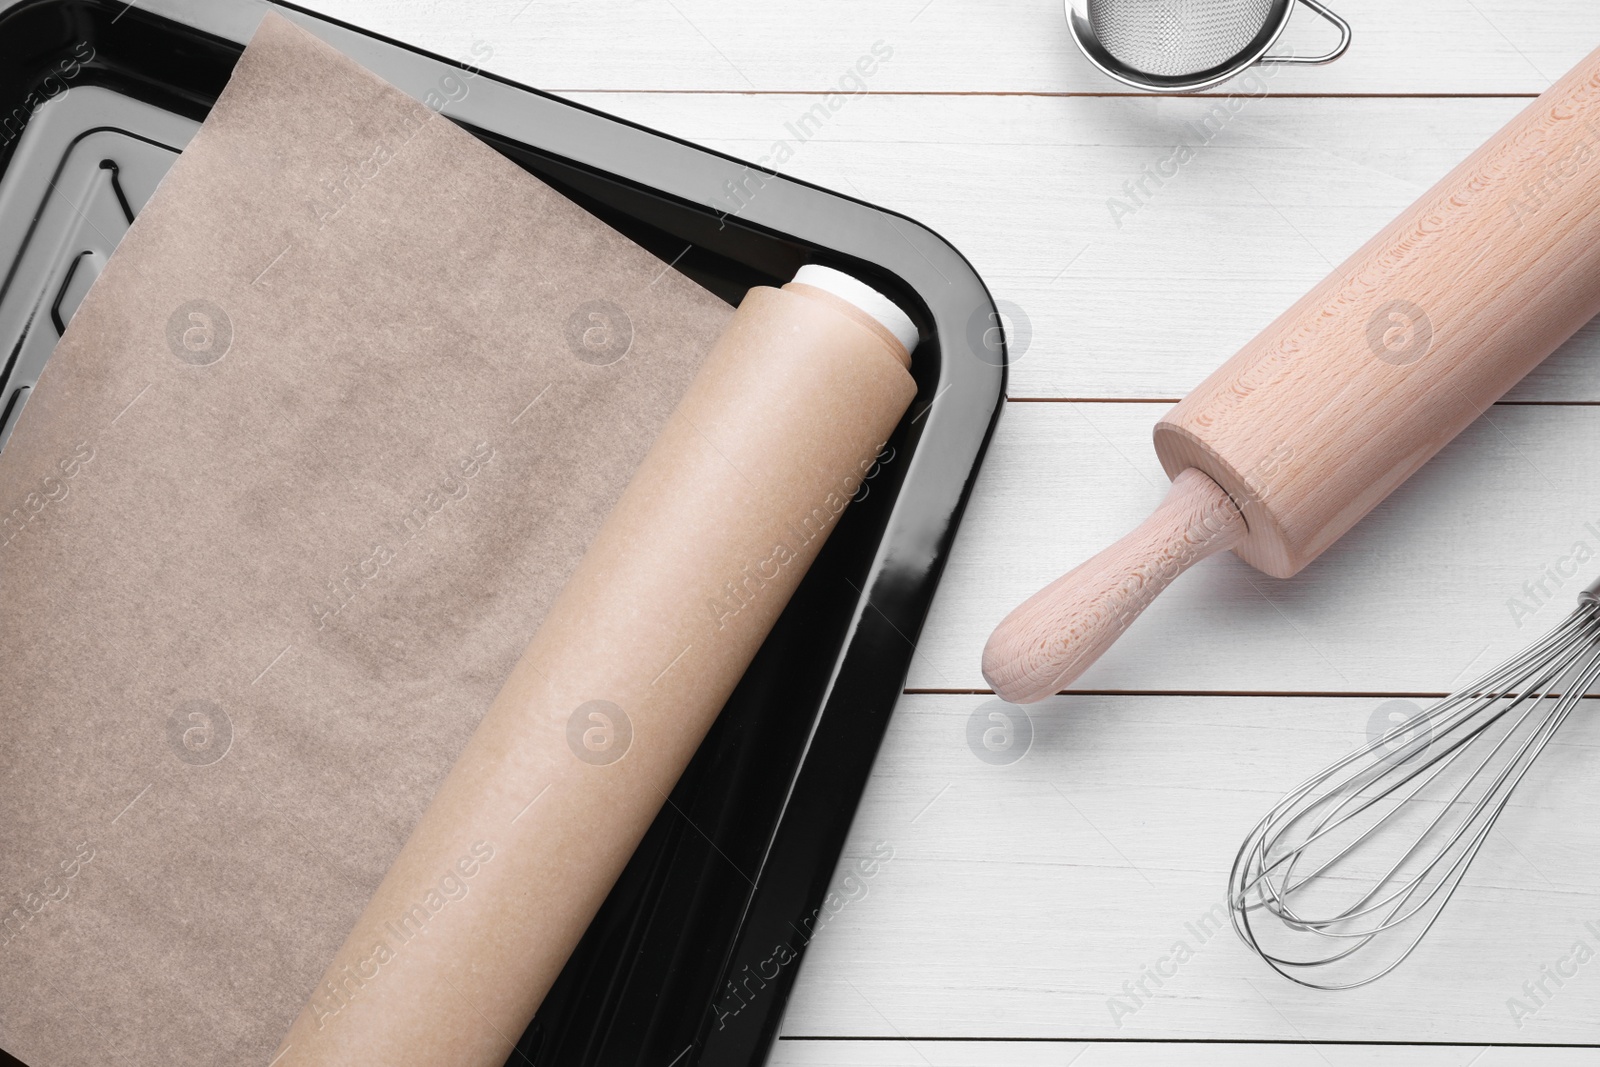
[0,13,734,1067]
[273,282,915,1066]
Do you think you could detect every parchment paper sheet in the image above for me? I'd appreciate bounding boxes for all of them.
[0,14,732,1066]
[273,281,916,1066]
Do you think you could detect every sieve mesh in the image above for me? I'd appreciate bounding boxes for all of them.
[1087,0,1278,78]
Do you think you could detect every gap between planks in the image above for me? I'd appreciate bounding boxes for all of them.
[776,1036,1600,1047]
[549,90,1546,100]
[1005,397,1600,405]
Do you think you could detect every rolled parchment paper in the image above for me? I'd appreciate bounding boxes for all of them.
[273,267,918,1066]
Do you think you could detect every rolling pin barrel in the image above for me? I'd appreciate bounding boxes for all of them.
[986,42,1600,705]
[1158,42,1600,578]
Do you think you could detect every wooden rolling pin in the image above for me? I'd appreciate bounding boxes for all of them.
[985,43,1600,704]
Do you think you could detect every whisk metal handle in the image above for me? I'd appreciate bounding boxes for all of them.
[1580,575,1600,605]
[1257,0,1352,67]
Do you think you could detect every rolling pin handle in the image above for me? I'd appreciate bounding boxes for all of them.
[981,468,1246,704]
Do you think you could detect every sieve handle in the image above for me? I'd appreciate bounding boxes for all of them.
[1258,0,1351,66]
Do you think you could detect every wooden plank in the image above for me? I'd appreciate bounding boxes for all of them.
[778,693,1600,1043]
[305,0,1599,96]
[771,1041,1598,1066]
[904,400,1600,692]
[558,91,1600,402]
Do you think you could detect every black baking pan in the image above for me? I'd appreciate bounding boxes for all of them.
[0,1,1006,1063]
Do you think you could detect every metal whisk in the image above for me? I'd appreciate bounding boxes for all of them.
[1228,577,1600,989]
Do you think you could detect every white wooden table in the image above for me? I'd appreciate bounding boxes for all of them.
[305,2,1600,1062]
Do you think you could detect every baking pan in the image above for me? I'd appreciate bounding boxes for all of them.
[0,1,1005,1063]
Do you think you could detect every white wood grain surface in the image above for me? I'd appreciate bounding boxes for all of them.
[565,91,1600,403]
[309,1,1590,95]
[296,1,1600,1061]
[781,694,1600,1043]
[769,1044,1600,1067]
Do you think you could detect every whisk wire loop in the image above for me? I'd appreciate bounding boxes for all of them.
[1228,599,1600,989]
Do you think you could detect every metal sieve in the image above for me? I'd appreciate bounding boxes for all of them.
[1066,0,1350,93]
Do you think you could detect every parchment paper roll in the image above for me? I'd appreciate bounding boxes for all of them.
[273,268,918,1066]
